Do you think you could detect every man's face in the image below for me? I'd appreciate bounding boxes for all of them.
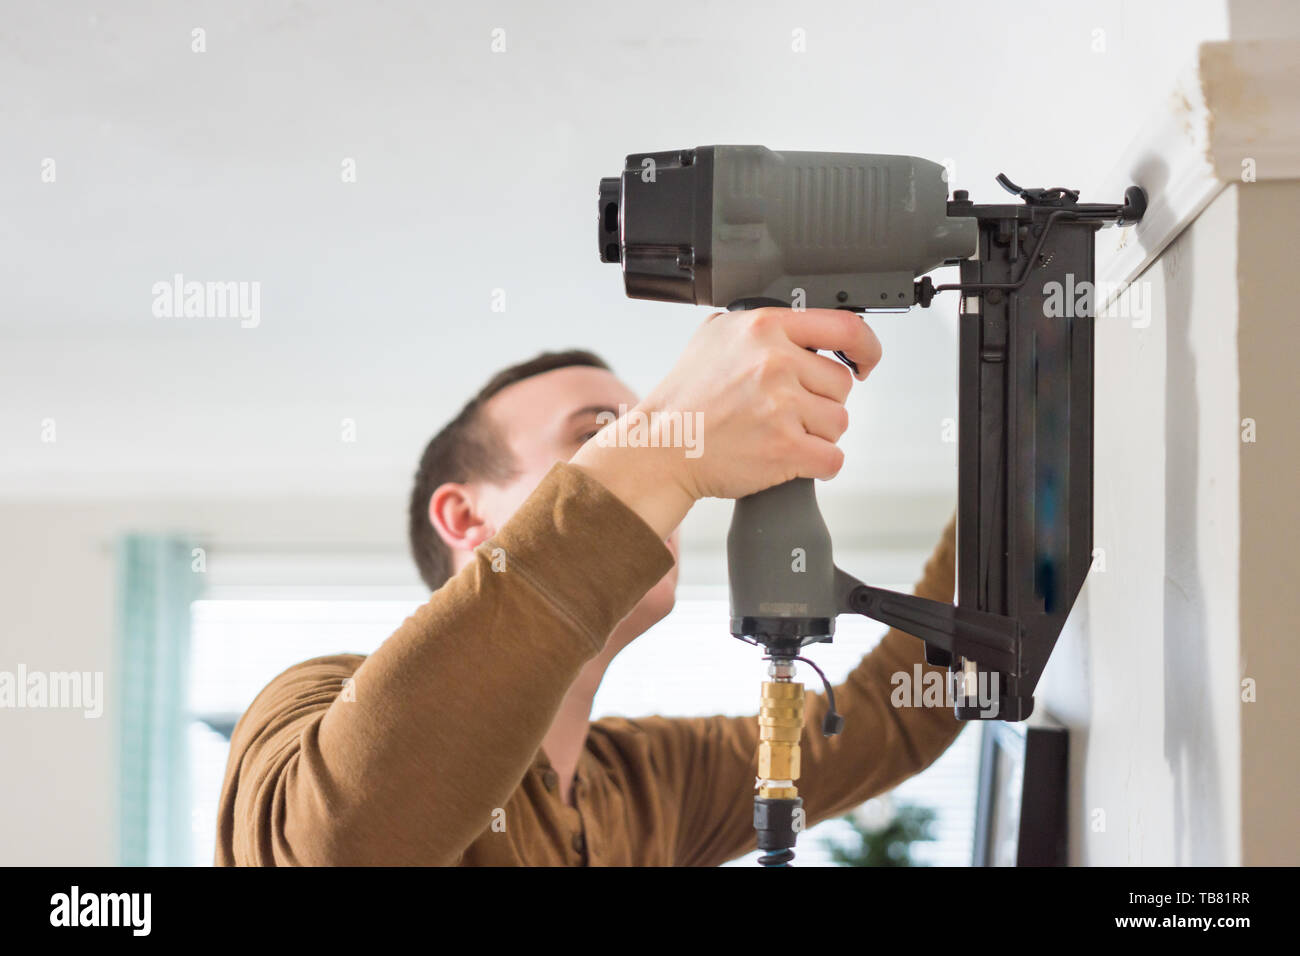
[470,365,680,638]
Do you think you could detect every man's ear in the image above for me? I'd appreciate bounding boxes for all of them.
[428,482,495,554]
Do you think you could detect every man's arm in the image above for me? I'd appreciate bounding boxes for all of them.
[628,516,961,867]
[216,462,675,865]
[218,306,882,865]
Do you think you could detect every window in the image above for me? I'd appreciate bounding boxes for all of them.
[183,551,978,867]
[188,595,420,866]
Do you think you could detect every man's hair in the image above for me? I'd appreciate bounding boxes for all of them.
[408,349,612,591]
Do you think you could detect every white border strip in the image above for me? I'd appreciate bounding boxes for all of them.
[1093,53,1222,295]
[1093,39,1300,301]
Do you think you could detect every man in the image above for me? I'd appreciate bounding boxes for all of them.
[216,307,962,866]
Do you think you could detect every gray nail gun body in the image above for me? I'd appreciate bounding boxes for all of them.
[600,146,975,311]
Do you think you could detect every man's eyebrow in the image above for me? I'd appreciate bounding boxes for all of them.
[566,404,619,422]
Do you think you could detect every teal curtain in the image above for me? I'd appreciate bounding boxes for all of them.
[116,535,204,866]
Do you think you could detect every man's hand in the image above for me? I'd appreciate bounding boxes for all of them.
[571,307,881,538]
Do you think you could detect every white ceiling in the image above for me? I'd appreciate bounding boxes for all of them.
[0,0,1227,500]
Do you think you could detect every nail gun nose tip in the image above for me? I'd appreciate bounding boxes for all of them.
[1122,185,1148,224]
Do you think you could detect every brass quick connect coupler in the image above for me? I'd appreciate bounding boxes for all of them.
[754,659,806,866]
[758,663,804,798]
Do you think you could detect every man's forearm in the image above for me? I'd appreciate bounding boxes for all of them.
[570,422,695,540]
[220,462,675,865]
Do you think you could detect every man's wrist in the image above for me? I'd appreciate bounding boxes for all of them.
[569,439,695,540]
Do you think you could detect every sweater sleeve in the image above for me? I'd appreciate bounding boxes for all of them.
[631,515,963,867]
[215,461,675,866]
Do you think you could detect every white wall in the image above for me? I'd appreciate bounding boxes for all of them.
[0,496,403,865]
[1029,5,1300,864]
[1040,176,1300,866]
[1039,188,1243,865]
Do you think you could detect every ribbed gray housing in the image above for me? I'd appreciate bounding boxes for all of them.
[709,146,978,309]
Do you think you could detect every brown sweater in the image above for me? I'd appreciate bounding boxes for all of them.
[215,462,962,866]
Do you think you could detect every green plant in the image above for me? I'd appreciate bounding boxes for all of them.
[826,802,937,866]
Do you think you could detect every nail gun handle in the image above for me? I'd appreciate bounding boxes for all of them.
[727,477,841,653]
